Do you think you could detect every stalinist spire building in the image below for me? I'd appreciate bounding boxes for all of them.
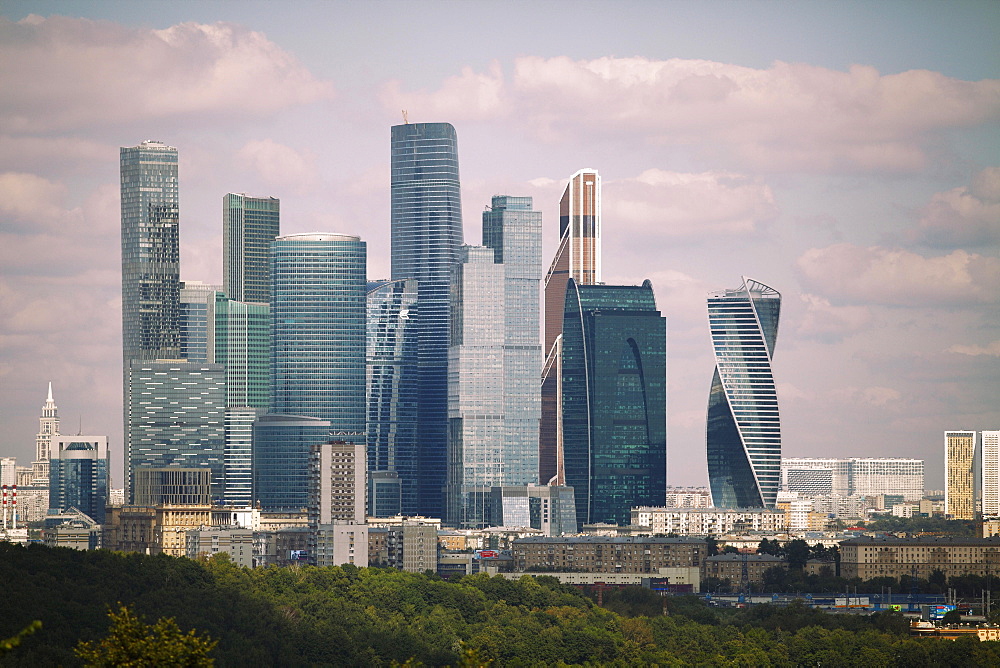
[33,382,60,482]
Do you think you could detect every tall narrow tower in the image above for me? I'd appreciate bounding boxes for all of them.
[540,168,601,484]
[945,430,977,520]
[706,277,782,509]
[224,193,280,303]
[390,122,463,517]
[33,383,60,481]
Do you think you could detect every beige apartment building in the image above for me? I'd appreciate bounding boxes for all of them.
[945,431,977,520]
[512,536,706,573]
[103,504,213,556]
[840,536,1000,580]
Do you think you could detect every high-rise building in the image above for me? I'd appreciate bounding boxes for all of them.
[781,457,924,501]
[253,414,331,513]
[707,277,782,509]
[560,279,667,527]
[224,193,280,304]
[309,440,366,526]
[270,233,367,431]
[366,278,419,516]
[208,293,270,410]
[983,431,1000,518]
[33,382,59,482]
[127,361,226,503]
[179,281,222,364]
[945,430,977,520]
[48,435,110,523]
[541,168,601,484]
[390,122,464,517]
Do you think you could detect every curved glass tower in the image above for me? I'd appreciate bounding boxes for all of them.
[706,277,781,509]
[390,122,463,517]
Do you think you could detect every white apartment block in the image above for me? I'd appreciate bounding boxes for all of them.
[982,431,1000,518]
[782,457,923,501]
[631,507,787,535]
[664,487,713,509]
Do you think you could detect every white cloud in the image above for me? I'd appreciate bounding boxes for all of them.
[795,244,1000,306]
[0,15,334,133]
[236,139,319,195]
[383,56,1000,173]
[908,166,1000,248]
[0,172,70,231]
[946,340,1000,357]
[830,385,903,408]
[796,293,872,341]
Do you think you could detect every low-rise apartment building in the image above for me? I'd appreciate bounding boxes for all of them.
[840,536,1000,580]
[512,536,706,573]
[631,507,787,535]
[703,553,786,585]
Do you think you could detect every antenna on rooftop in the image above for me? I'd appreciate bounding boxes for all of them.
[402,110,409,124]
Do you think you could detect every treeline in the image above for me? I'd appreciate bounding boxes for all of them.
[3,543,1000,666]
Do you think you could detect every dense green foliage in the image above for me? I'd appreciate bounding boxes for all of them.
[859,516,977,536]
[3,543,1000,666]
[75,605,216,667]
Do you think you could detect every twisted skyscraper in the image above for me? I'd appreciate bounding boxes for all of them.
[707,277,782,509]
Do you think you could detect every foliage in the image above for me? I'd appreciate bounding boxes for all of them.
[74,606,216,667]
[861,516,977,536]
[0,622,41,656]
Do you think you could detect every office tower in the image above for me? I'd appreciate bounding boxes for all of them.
[253,414,331,512]
[707,277,782,509]
[366,279,419,516]
[489,485,578,536]
[222,408,256,507]
[48,435,109,523]
[127,361,226,503]
[33,382,60,481]
[179,281,222,364]
[309,440,367,525]
[982,431,1000,518]
[390,122,464,517]
[120,140,180,363]
[541,168,601,484]
[560,279,667,527]
[224,193,280,303]
[270,233,367,431]
[133,468,212,505]
[209,293,270,410]
[945,430,977,519]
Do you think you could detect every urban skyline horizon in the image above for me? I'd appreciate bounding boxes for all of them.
[2,2,997,491]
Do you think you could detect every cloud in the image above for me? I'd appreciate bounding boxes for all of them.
[603,169,777,239]
[946,340,1000,357]
[795,243,1000,306]
[796,293,872,341]
[383,56,1000,173]
[907,167,1000,248]
[0,15,334,133]
[0,172,70,232]
[236,139,319,194]
[830,385,903,408]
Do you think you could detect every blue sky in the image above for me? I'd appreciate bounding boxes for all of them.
[1,0,998,490]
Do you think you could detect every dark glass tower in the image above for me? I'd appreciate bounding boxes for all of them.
[390,122,463,517]
[48,436,110,523]
[224,193,280,303]
[706,277,781,509]
[561,279,666,527]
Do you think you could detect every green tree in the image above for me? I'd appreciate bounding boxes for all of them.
[785,539,811,570]
[75,605,217,667]
[0,620,41,656]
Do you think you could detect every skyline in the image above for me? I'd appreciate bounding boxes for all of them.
[1,1,998,490]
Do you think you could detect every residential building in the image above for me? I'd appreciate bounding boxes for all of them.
[664,487,713,509]
[270,233,366,430]
[945,431,977,520]
[366,279,419,516]
[309,440,366,526]
[47,435,110,523]
[703,553,786,586]
[631,507,788,535]
[33,383,59,481]
[42,510,102,550]
[367,515,442,572]
[840,536,1000,580]
[541,168,600,484]
[103,504,213,557]
[253,414,331,513]
[560,279,667,527]
[390,122,464,518]
[0,458,15,487]
[223,193,280,303]
[982,431,1000,517]
[185,527,254,567]
[126,361,226,503]
[314,523,369,567]
[179,281,221,364]
[782,457,924,502]
[512,536,706,573]
[707,277,782,509]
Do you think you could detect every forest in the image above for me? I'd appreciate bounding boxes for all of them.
[2,542,1000,666]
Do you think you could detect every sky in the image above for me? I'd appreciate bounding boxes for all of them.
[1,0,998,491]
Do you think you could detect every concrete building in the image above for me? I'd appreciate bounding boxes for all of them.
[512,536,706,573]
[103,504,213,557]
[48,435,110,523]
[664,487,713,509]
[368,515,441,572]
[982,431,1000,518]
[185,527,254,567]
[703,553,786,586]
[781,457,924,502]
[631,507,787,535]
[133,468,212,506]
[309,439,368,568]
[945,431,977,520]
[42,509,101,550]
[840,536,1000,580]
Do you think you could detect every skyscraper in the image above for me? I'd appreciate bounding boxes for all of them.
[224,193,280,304]
[945,430,977,520]
[560,279,666,527]
[541,168,601,484]
[390,122,464,517]
[33,383,59,482]
[253,413,332,512]
[982,431,1000,518]
[179,281,221,364]
[209,293,270,410]
[706,277,782,509]
[48,435,109,523]
[366,278,419,516]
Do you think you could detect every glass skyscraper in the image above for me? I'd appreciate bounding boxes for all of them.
[706,277,782,509]
[390,122,464,517]
[270,233,366,431]
[253,414,332,512]
[48,435,110,523]
[179,281,221,364]
[366,278,419,516]
[224,193,280,304]
[541,169,601,484]
[209,292,270,410]
[561,279,666,527]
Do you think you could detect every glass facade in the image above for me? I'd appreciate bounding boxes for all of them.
[707,277,782,509]
[270,233,367,432]
[127,361,226,503]
[253,414,331,512]
[179,281,221,364]
[561,279,667,527]
[48,436,109,523]
[541,169,601,484]
[224,193,280,304]
[390,122,464,517]
[366,279,419,516]
[209,292,270,410]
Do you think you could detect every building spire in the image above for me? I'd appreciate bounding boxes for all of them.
[47,381,53,404]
